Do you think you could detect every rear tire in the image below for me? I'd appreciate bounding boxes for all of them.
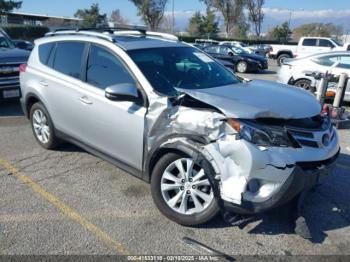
[277,54,292,66]
[151,152,219,226]
[294,79,312,91]
[30,102,60,150]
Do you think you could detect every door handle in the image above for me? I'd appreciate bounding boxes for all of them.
[39,80,48,87]
[79,96,93,105]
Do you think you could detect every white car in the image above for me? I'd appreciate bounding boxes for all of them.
[277,51,350,102]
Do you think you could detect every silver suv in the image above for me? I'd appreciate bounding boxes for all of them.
[20,28,340,226]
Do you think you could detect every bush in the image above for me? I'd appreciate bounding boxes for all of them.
[2,25,50,41]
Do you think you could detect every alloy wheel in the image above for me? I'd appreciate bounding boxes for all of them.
[32,109,50,144]
[160,158,214,215]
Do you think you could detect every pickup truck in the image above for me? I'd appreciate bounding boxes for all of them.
[269,37,348,65]
[0,28,30,101]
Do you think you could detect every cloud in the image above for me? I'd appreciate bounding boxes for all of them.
[263,8,350,20]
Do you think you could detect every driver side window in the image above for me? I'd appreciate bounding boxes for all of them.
[86,45,135,90]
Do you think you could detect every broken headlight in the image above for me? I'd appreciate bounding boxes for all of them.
[229,119,297,147]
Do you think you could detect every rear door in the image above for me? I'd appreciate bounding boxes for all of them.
[299,38,318,56]
[41,41,87,138]
[75,44,146,170]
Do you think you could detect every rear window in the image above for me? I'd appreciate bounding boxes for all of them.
[52,42,85,79]
[302,39,317,47]
[38,43,54,65]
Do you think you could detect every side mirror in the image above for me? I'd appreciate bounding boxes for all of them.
[105,83,139,102]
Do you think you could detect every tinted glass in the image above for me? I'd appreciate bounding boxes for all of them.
[53,42,85,79]
[302,39,317,47]
[312,55,338,66]
[204,46,219,53]
[39,43,54,65]
[87,45,135,89]
[219,46,230,55]
[128,47,239,96]
[319,39,334,48]
[338,56,350,69]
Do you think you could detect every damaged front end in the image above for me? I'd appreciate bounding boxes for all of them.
[145,91,340,217]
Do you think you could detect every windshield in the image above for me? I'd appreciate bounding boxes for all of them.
[128,47,239,96]
[230,46,247,55]
[0,36,15,49]
[332,38,343,46]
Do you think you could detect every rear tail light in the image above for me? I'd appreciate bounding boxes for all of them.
[19,64,27,73]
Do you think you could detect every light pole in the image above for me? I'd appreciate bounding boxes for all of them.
[172,0,175,34]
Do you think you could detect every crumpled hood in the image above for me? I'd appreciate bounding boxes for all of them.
[177,80,321,119]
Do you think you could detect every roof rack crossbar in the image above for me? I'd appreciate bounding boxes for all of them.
[46,29,116,42]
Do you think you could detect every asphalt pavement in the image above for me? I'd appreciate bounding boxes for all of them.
[0,61,350,257]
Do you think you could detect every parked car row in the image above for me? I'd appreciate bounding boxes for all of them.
[277,51,350,102]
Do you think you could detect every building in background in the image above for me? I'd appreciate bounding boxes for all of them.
[0,11,81,29]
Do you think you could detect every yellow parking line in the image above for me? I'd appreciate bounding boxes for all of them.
[0,159,129,255]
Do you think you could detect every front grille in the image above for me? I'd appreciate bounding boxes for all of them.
[0,63,21,89]
[287,122,336,149]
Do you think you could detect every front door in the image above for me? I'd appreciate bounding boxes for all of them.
[75,44,146,170]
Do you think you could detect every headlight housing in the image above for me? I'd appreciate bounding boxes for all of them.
[229,119,298,147]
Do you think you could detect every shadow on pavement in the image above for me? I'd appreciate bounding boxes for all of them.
[201,153,350,244]
[0,100,24,117]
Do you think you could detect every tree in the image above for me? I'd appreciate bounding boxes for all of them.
[187,10,219,37]
[110,9,128,26]
[246,0,264,38]
[268,22,291,42]
[293,23,343,40]
[74,3,107,28]
[202,9,219,37]
[129,0,168,31]
[187,11,203,36]
[0,0,22,13]
[200,0,245,37]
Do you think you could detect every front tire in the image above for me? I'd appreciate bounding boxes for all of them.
[151,153,219,226]
[294,79,312,91]
[30,102,59,149]
[236,61,248,73]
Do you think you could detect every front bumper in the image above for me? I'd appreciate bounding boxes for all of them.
[222,150,339,214]
[0,78,21,101]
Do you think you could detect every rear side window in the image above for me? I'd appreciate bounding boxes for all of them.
[302,39,317,47]
[38,43,54,65]
[86,45,135,89]
[52,42,85,79]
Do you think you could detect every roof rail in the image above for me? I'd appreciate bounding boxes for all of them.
[45,29,116,42]
[45,26,178,42]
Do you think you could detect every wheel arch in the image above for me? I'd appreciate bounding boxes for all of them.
[24,92,42,119]
[276,50,293,59]
[144,135,210,183]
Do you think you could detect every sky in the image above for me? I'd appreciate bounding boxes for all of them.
[17,0,350,33]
